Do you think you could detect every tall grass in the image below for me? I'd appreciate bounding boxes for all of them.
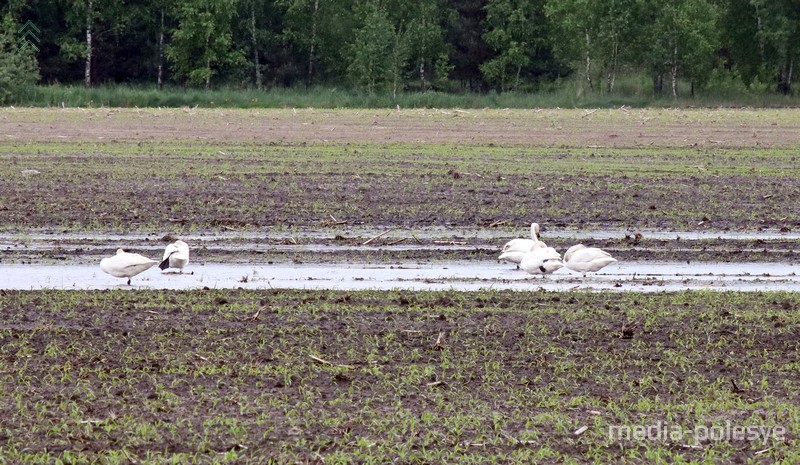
[10,77,800,109]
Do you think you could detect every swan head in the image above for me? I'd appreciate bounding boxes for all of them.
[530,223,541,240]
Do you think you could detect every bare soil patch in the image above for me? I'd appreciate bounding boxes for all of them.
[4,107,800,148]
[2,109,800,236]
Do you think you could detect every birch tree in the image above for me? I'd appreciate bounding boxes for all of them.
[481,0,546,91]
[643,0,718,98]
[750,0,799,94]
[545,0,598,92]
[58,0,107,87]
[397,0,449,90]
[347,0,399,94]
[167,0,243,88]
[546,0,641,93]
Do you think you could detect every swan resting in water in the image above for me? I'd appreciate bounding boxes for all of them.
[563,244,617,275]
[519,247,564,277]
[159,240,190,272]
[100,249,159,285]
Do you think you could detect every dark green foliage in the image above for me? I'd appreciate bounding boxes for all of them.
[0,14,40,103]
[0,0,798,97]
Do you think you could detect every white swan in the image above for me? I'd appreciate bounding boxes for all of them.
[500,223,548,267]
[563,244,617,275]
[501,222,547,254]
[519,247,564,277]
[498,250,527,265]
[159,240,190,272]
[100,249,158,285]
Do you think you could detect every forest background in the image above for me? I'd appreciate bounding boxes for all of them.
[0,0,797,108]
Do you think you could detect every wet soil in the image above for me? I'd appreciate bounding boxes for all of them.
[4,107,800,148]
[1,289,798,463]
[2,232,798,266]
[1,108,799,235]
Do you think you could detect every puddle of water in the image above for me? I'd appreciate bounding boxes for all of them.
[547,229,800,241]
[1,227,798,245]
[0,241,479,254]
[2,261,798,292]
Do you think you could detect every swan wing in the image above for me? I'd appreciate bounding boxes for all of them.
[162,243,178,261]
[571,247,612,263]
[519,248,564,275]
[563,244,585,262]
[502,238,536,253]
[499,250,526,264]
[565,248,617,272]
[101,252,158,277]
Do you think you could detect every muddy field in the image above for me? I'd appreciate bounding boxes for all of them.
[1,108,799,234]
[1,289,799,463]
[2,107,800,267]
[1,108,800,463]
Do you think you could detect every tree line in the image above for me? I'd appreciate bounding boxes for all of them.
[1,0,798,99]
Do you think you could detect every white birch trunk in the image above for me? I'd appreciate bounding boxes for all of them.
[607,38,618,93]
[671,42,678,99]
[584,31,593,92]
[251,3,261,89]
[157,9,164,89]
[84,0,93,87]
[308,0,319,84]
[205,35,211,89]
[419,15,427,90]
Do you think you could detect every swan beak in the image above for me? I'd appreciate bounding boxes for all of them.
[158,257,170,270]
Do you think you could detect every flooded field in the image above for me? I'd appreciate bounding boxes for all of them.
[2,229,797,292]
[2,260,800,292]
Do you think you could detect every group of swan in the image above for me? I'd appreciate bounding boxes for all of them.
[99,226,611,285]
[499,223,617,278]
[99,240,189,285]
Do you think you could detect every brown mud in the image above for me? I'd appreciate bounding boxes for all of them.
[1,289,798,462]
[1,108,799,236]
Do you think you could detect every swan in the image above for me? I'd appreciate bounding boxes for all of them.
[159,240,190,272]
[563,244,617,275]
[99,249,158,285]
[519,247,564,277]
[498,250,527,265]
[501,222,548,254]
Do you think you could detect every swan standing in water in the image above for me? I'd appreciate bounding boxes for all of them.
[100,249,159,285]
[500,223,548,267]
[519,247,564,277]
[498,250,527,265]
[563,244,617,276]
[501,222,547,253]
[159,240,190,272]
